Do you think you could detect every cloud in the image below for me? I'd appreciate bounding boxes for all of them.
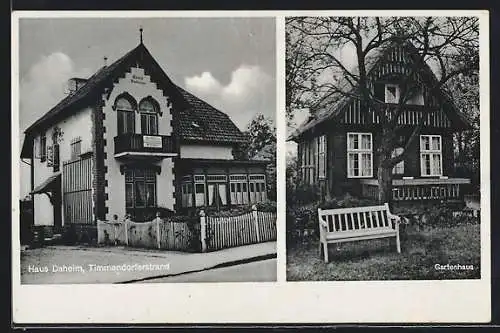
[184,65,274,130]
[184,71,222,94]
[20,52,92,131]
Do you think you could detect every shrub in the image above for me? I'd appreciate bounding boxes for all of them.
[129,207,175,222]
[287,183,321,206]
[395,203,480,231]
[195,201,277,217]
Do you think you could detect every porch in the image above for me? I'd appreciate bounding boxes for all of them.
[176,158,270,212]
[360,177,471,202]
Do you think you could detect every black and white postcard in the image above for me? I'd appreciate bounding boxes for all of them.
[12,10,491,325]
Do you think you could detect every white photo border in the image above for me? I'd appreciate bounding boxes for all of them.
[12,9,490,324]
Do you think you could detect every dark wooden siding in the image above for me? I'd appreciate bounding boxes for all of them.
[405,133,420,177]
[442,132,454,176]
[331,130,346,196]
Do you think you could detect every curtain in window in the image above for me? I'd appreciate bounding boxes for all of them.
[135,182,145,207]
[218,184,227,205]
[361,134,371,150]
[361,153,371,177]
[208,184,215,206]
[146,183,155,207]
[431,137,440,150]
[432,154,441,175]
[125,183,134,208]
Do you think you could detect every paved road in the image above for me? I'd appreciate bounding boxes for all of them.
[140,259,277,283]
[20,243,276,284]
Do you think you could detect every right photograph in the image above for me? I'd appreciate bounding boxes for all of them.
[285,16,481,281]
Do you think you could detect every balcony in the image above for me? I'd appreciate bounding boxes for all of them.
[114,133,177,159]
[360,178,471,202]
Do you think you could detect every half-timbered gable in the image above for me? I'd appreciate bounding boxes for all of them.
[289,42,471,203]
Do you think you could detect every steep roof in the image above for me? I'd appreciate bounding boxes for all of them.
[21,43,246,158]
[288,42,472,141]
[176,86,247,143]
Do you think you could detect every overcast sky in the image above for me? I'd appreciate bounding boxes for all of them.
[19,17,276,132]
[18,17,275,196]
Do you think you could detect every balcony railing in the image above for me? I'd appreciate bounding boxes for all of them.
[360,178,471,202]
[114,133,177,158]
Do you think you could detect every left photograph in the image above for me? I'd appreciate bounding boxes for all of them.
[17,17,277,284]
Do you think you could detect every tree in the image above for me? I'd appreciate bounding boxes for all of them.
[286,16,479,203]
[448,72,480,190]
[234,113,277,201]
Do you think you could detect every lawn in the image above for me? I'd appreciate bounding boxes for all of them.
[286,223,481,281]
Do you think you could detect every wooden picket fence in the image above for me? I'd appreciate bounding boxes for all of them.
[97,216,199,252]
[97,206,276,253]
[202,206,277,252]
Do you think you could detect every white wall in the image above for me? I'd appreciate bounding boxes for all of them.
[32,107,93,226]
[103,66,175,220]
[180,144,234,160]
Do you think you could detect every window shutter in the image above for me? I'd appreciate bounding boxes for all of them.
[46,146,53,167]
[53,144,60,172]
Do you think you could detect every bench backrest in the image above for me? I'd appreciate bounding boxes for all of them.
[318,203,393,233]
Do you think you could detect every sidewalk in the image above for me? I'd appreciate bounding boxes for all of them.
[20,241,276,284]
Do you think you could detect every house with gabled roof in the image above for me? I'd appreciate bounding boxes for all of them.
[287,41,472,204]
[21,40,269,241]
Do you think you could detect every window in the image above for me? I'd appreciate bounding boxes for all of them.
[230,175,248,205]
[318,135,326,179]
[40,133,47,162]
[420,135,442,176]
[347,133,373,178]
[125,168,157,210]
[139,99,159,135]
[300,139,315,185]
[181,183,193,208]
[392,147,404,175]
[194,175,206,207]
[70,137,82,160]
[116,96,136,135]
[207,175,227,208]
[385,84,400,103]
[249,174,266,203]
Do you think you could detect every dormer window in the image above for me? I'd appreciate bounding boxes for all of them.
[385,84,400,103]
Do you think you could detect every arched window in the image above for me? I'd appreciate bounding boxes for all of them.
[139,98,159,135]
[115,95,136,135]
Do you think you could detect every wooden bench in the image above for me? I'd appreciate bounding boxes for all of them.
[318,203,401,263]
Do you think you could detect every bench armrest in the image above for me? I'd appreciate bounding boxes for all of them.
[384,203,401,224]
[387,211,401,223]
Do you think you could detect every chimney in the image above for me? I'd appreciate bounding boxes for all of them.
[67,77,88,94]
[103,56,108,67]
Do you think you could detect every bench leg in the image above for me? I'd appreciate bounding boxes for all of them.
[323,242,329,263]
[396,234,401,254]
